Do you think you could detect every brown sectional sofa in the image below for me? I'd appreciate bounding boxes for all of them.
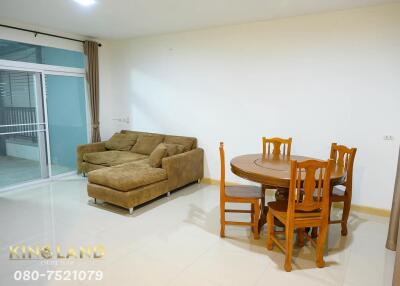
[77,130,204,213]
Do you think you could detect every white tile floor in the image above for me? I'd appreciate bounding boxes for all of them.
[0,175,396,286]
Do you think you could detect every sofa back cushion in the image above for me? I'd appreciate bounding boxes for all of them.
[121,130,142,137]
[131,134,165,155]
[163,143,185,157]
[105,133,138,151]
[164,135,196,151]
[122,130,160,137]
[121,130,197,152]
[149,143,168,168]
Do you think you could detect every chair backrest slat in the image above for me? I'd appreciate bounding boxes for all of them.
[262,137,292,159]
[296,168,302,203]
[219,142,226,199]
[219,142,225,199]
[316,167,323,204]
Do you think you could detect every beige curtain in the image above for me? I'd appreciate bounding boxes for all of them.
[387,147,400,250]
[394,227,399,286]
[386,149,400,286]
[83,40,101,142]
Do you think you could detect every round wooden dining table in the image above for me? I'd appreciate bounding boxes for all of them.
[231,154,345,189]
[230,154,346,229]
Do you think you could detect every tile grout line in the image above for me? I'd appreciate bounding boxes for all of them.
[165,239,220,286]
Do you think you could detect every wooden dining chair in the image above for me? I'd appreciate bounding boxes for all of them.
[219,142,262,239]
[262,137,293,201]
[267,158,333,272]
[329,143,357,236]
[262,137,292,159]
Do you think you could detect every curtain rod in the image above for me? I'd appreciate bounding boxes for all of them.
[0,24,102,47]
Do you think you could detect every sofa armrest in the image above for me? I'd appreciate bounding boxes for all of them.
[76,142,107,173]
[162,148,204,190]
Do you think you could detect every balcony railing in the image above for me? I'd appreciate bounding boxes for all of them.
[0,107,38,142]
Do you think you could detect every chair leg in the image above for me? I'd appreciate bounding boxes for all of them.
[341,198,351,236]
[220,201,225,238]
[316,224,328,268]
[324,197,332,240]
[253,202,260,240]
[250,204,256,233]
[267,211,274,250]
[311,227,318,238]
[284,226,294,272]
[297,228,305,247]
[261,196,266,213]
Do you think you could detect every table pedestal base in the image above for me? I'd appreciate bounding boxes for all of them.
[275,188,289,201]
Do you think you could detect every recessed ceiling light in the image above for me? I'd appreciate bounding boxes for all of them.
[73,0,96,6]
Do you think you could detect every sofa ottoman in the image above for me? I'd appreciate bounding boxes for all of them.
[87,162,169,213]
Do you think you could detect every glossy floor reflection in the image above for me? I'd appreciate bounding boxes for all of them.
[0,176,395,285]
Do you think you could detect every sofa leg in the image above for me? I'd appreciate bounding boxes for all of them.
[129,208,134,215]
[167,192,171,197]
[94,198,97,204]
[197,179,201,183]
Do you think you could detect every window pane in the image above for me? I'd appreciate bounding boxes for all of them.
[0,39,84,68]
[45,75,88,175]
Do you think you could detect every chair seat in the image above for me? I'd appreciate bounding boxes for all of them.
[330,185,348,203]
[332,185,346,196]
[225,185,262,198]
[268,201,322,222]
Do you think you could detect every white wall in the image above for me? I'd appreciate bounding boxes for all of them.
[102,3,400,209]
[98,40,117,139]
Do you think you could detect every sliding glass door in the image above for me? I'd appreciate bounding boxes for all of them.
[0,69,48,188]
[0,69,88,188]
[0,38,88,189]
[45,74,88,176]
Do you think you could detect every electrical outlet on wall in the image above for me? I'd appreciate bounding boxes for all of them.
[113,116,130,124]
[383,135,394,141]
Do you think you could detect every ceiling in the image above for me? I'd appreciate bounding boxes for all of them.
[0,0,398,39]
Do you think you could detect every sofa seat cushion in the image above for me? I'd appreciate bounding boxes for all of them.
[88,163,167,191]
[118,159,151,168]
[83,151,148,166]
